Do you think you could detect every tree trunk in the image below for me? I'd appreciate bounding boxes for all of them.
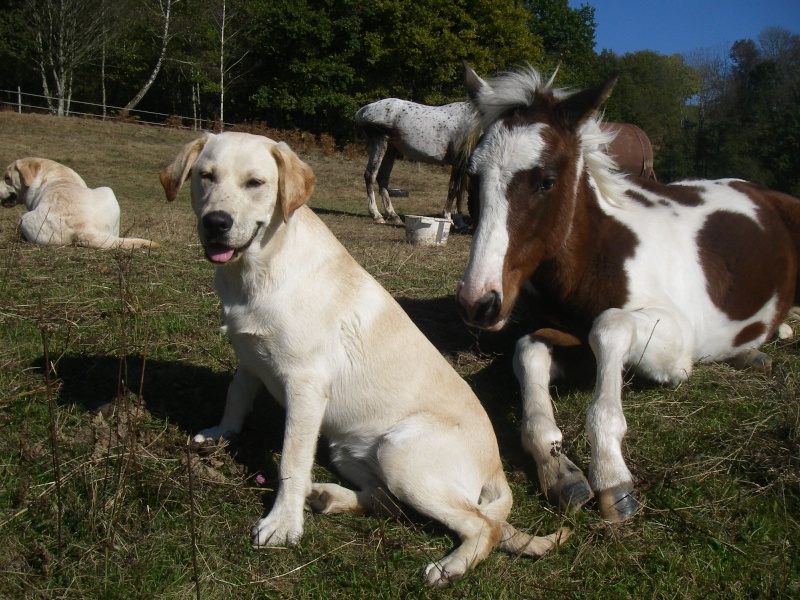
[219,0,225,128]
[123,0,176,112]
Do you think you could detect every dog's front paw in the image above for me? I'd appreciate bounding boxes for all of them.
[251,512,304,548]
[423,556,468,588]
[192,425,229,444]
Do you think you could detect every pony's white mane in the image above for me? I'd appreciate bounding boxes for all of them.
[578,117,629,204]
[473,65,628,204]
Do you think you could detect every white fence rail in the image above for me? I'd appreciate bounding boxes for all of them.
[0,88,231,130]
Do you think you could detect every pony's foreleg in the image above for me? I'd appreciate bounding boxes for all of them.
[376,146,402,225]
[514,332,593,514]
[364,136,388,223]
[587,307,691,522]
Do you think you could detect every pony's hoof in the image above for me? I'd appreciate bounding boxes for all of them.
[387,215,404,226]
[372,216,386,225]
[541,460,593,513]
[596,483,640,523]
[728,348,772,375]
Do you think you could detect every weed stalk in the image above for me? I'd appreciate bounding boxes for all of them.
[187,439,201,600]
[38,294,63,549]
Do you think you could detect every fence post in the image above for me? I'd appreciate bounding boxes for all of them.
[17,86,22,113]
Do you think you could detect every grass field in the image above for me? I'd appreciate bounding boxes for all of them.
[0,110,797,599]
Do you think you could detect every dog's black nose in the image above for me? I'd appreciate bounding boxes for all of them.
[202,211,233,236]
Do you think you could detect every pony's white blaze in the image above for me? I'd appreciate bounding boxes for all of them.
[459,123,549,315]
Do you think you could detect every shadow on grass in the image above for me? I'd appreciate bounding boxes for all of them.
[31,353,289,483]
[31,292,599,511]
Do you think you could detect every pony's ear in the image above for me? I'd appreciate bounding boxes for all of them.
[555,74,618,131]
[159,135,212,202]
[16,159,42,187]
[464,61,489,102]
[270,142,316,222]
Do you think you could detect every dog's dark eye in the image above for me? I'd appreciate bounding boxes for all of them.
[538,177,556,192]
[200,171,215,182]
[246,178,264,188]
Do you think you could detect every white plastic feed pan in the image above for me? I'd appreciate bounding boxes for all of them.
[404,215,452,246]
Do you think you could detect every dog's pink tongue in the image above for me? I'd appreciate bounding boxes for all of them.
[207,245,235,264]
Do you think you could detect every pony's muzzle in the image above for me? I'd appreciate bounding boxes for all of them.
[456,285,503,329]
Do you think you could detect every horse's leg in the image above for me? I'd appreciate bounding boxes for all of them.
[514,331,593,514]
[377,145,403,225]
[364,135,388,223]
[443,169,468,231]
[587,307,692,522]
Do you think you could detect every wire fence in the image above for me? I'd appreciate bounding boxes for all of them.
[0,87,232,130]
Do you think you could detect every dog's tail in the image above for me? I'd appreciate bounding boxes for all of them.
[478,475,570,557]
[496,523,571,557]
[77,234,160,250]
[111,237,160,250]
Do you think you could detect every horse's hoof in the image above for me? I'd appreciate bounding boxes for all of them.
[542,461,594,513]
[596,483,640,523]
[728,348,772,375]
[452,213,468,231]
[387,215,404,226]
[372,216,386,225]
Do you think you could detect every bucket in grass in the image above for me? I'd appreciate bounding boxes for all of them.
[404,215,452,246]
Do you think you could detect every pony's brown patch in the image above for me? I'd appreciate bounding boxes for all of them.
[734,322,766,346]
[699,209,785,322]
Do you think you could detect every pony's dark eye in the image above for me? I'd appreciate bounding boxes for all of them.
[539,178,556,192]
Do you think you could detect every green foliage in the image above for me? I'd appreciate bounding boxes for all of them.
[594,50,699,158]
[525,0,597,85]
[248,0,364,138]
[675,28,800,192]
[248,0,544,139]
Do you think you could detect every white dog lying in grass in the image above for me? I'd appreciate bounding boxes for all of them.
[0,157,156,249]
[160,132,569,587]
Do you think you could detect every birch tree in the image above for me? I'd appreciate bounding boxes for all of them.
[123,0,179,112]
[22,0,106,115]
[208,0,251,127]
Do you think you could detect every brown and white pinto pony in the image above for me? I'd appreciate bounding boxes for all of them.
[456,65,800,522]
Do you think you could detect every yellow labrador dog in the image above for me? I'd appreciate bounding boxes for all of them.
[160,132,568,587]
[1,157,156,248]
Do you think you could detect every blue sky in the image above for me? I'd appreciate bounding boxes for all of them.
[568,0,800,56]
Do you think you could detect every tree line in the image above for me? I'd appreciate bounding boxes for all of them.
[0,0,798,195]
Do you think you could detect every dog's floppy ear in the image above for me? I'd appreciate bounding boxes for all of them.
[16,159,42,187]
[270,142,316,222]
[159,135,211,202]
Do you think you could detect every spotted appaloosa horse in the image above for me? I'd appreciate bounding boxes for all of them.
[354,98,473,226]
[356,65,657,228]
[456,65,800,522]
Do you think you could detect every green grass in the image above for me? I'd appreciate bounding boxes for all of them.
[0,110,798,598]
